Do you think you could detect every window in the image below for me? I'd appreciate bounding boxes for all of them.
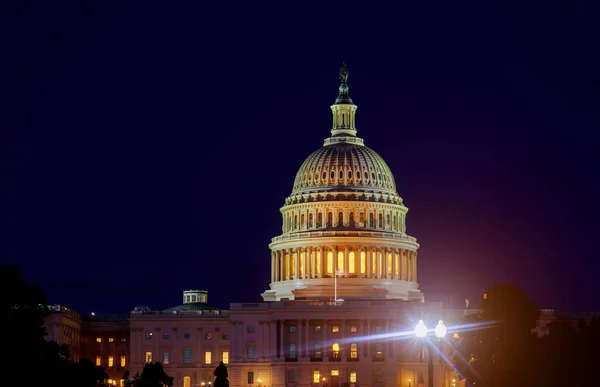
[205,332,212,340]
[248,371,254,384]
[205,351,212,364]
[350,326,357,333]
[145,332,153,340]
[145,352,152,363]
[183,347,191,364]
[96,337,102,343]
[108,356,114,367]
[350,343,358,358]
[375,326,382,333]
[314,343,322,359]
[163,333,170,339]
[313,371,321,383]
[350,371,357,383]
[120,380,124,387]
[332,326,339,333]
[315,325,321,333]
[247,346,255,359]
[290,344,296,358]
[108,337,114,343]
[453,332,460,339]
[288,370,296,382]
[418,371,424,384]
[289,325,296,333]
[247,326,254,333]
[163,352,170,364]
[222,351,229,364]
[332,343,340,358]
[120,356,126,367]
[375,343,383,358]
[95,356,101,366]
[331,370,339,376]
[222,333,229,340]
[183,376,191,387]
[120,337,126,343]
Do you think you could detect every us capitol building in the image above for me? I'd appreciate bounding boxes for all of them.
[45,65,463,387]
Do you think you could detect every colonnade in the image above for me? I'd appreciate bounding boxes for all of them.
[271,246,417,283]
[283,207,406,233]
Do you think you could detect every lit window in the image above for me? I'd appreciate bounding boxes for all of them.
[145,332,153,339]
[331,370,339,376]
[313,371,321,383]
[205,332,212,340]
[315,326,321,333]
[163,352,169,364]
[96,356,101,366]
[183,376,191,387]
[453,332,460,339]
[248,371,254,384]
[183,347,191,364]
[350,371,357,383]
[247,346,255,359]
[108,337,114,343]
[350,343,358,358]
[120,356,126,367]
[108,356,114,367]
[332,326,339,333]
[350,326,357,333]
[205,351,212,364]
[120,380,124,387]
[375,343,383,358]
[120,337,126,343]
[247,326,254,333]
[289,325,296,333]
[96,337,102,343]
[145,352,152,363]
[332,343,340,358]
[163,333,170,339]
[222,351,229,364]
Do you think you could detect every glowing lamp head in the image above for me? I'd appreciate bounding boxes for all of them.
[435,320,447,338]
[415,320,427,337]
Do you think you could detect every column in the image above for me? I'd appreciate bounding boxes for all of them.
[302,248,308,279]
[366,320,370,357]
[279,320,284,358]
[294,248,300,280]
[310,247,316,278]
[333,245,338,272]
[305,319,310,358]
[236,322,244,360]
[388,320,394,358]
[376,248,381,279]
[298,319,303,358]
[344,245,350,276]
[323,320,328,361]
[392,249,397,279]
[271,252,275,283]
[414,251,418,282]
[401,249,407,280]
[270,320,277,360]
[320,247,325,278]
[367,247,372,278]
[197,327,204,364]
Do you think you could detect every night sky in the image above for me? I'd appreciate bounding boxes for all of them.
[2,1,599,315]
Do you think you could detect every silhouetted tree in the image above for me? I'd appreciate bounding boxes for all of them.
[125,362,173,387]
[453,284,539,387]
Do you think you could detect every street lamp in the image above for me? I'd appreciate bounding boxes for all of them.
[415,319,446,387]
[322,377,327,387]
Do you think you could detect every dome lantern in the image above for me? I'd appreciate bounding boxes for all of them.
[328,63,360,143]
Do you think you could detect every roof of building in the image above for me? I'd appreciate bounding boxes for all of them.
[165,302,222,311]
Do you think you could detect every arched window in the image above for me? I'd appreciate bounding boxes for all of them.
[289,344,296,359]
[294,215,298,230]
[183,376,191,387]
[393,215,397,231]
[247,346,255,359]
[350,343,358,358]
[332,343,340,359]
[327,212,333,227]
[183,347,191,364]
[323,171,327,180]
[359,212,365,227]
[349,212,355,226]
[338,211,343,227]
[369,213,374,228]
[386,214,390,229]
[347,169,352,180]
[378,214,383,228]
[331,170,335,180]
[308,213,314,228]
[301,214,305,229]
[355,170,360,180]
[339,169,343,179]
[317,212,323,228]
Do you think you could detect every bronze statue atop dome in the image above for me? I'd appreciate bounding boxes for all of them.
[339,62,349,84]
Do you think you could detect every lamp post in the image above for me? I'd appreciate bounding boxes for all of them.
[415,319,446,387]
[322,377,327,387]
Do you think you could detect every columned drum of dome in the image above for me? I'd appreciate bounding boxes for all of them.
[261,65,423,302]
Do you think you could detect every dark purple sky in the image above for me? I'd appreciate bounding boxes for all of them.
[2,1,599,314]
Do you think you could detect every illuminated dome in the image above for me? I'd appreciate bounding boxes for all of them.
[262,64,422,303]
[291,142,397,197]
